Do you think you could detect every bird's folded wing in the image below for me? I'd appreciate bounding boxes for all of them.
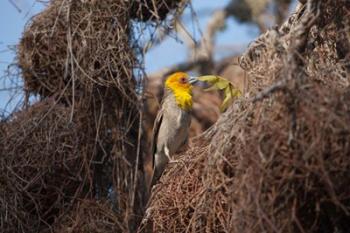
[151,109,163,168]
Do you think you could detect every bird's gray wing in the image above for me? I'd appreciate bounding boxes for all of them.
[151,108,163,169]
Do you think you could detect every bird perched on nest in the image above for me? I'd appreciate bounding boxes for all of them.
[150,72,198,188]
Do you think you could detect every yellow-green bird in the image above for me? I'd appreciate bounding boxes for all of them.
[150,72,198,188]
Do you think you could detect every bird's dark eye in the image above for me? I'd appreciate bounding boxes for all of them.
[180,77,187,84]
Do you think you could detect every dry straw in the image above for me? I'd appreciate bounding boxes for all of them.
[0,0,183,232]
[140,0,350,232]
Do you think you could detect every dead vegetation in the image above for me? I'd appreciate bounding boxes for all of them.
[51,199,128,233]
[140,0,350,232]
[0,0,183,232]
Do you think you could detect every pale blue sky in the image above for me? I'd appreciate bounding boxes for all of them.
[144,0,259,73]
[0,0,44,114]
[0,0,259,114]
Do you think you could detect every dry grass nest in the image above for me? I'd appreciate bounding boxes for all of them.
[0,98,144,232]
[140,1,350,232]
[51,199,128,233]
[18,0,134,99]
[1,0,184,232]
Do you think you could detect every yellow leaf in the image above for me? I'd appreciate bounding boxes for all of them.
[198,75,241,112]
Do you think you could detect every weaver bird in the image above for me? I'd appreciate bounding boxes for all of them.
[150,72,198,188]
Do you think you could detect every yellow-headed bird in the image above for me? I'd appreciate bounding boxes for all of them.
[150,72,198,188]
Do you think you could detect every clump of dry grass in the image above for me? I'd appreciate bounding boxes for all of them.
[140,1,350,232]
[1,100,92,232]
[52,199,128,233]
[18,0,135,99]
[0,98,143,232]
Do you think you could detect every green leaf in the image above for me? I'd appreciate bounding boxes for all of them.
[198,75,241,112]
[198,75,229,90]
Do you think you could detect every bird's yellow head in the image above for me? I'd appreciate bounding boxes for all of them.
[165,72,197,111]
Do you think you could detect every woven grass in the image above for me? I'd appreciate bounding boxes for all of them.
[1,0,184,232]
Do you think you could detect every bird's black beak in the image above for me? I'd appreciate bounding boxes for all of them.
[189,76,198,84]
